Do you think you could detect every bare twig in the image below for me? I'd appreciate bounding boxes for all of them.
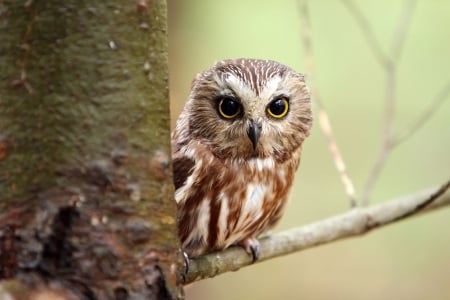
[390,0,417,61]
[184,181,450,284]
[393,82,450,146]
[340,0,390,69]
[361,68,396,206]
[344,0,417,205]
[299,0,357,207]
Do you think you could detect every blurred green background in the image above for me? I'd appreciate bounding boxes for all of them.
[167,0,450,299]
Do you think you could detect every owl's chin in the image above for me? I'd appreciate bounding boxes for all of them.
[243,147,272,161]
[249,148,264,159]
[236,143,267,160]
[211,144,268,161]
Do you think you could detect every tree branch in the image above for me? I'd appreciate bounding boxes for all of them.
[184,180,450,284]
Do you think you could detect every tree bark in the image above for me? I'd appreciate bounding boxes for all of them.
[0,1,181,299]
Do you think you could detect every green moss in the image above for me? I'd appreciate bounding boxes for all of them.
[0,1,173,203]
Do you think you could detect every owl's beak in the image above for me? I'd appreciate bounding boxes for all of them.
[247,121,262,150]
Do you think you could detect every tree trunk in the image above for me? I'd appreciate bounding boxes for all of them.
[0,0,182,298]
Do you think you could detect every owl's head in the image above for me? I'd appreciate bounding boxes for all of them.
[177,58,312,163]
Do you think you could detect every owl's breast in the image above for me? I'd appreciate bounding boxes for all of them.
[175,146,300,256]
[222,157,297,244]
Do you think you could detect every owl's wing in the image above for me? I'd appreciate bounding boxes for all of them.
[171,119,195,190]
[173,153,195,190]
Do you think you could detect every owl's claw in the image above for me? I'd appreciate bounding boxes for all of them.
[183,251,190,274]
[239,238,261,262]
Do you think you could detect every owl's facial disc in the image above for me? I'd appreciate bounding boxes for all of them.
[247,120,262,151]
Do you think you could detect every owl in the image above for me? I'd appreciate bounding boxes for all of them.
[172,58,312,261]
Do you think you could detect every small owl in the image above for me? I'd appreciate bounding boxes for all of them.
[172,58,312,260]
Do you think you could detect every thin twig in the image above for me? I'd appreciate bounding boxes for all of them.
[383,0,416,145]
[351,0,417,206]
[299,0,357,207]
[184,181,450,284]
[340,0,391,69]
[361,69,396,206]
[393,82,450,146]
[390,0,417,61]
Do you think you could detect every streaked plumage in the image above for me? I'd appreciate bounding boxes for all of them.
[172,58,312,258]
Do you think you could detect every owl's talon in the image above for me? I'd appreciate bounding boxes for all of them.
[183,251,190,274]
[239,238,261,262]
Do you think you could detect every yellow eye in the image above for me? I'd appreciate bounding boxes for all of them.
[218,96,241,119]
[267,97,289,118]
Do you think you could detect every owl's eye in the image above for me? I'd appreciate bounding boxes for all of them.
[218,96,241,119]
[267,97,289,119]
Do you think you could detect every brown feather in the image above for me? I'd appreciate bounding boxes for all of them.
[172,155,195,190]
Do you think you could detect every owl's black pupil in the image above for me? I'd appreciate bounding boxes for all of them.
[220,98,240,116]
[270,99,286,115]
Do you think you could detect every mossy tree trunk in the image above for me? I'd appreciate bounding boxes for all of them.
[0,1,182,298]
